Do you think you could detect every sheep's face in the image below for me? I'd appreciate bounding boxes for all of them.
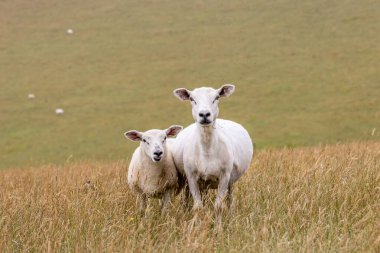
[173,85,235,127]
[124,126,183,163]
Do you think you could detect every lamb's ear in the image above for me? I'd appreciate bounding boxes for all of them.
[124,130,142,142]
[166,125,183,138]
[218,84,235,97]
[173,88,191,101]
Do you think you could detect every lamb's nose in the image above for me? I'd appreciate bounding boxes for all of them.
[199,111,211,118]
[154,151,163,157]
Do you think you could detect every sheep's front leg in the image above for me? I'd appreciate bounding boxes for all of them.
[227,184,234,210]
[161,189,171,214]
[215,172,231,227]
[186,173,203,210]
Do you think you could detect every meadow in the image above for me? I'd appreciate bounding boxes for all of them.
[0,141,379,252]
[1,0,380,168]
[1,1,379,251]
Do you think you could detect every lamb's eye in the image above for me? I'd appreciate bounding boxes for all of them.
[213,95,220,103]
[162,137,166,143]
[189,97,197,104]
[143,139,147,143]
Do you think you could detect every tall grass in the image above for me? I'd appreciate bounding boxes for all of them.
[0,141,379,252]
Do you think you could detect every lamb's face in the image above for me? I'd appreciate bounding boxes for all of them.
[173,85,235,127]
[124,125,183,163]
[140,130,167,162]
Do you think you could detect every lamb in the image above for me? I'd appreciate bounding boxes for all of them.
[172,84,254,224]
[124,125,183,214]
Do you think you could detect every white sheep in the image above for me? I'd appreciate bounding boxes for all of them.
[55,108,64,115]
[124,125,183,214]
[172,84,254,224]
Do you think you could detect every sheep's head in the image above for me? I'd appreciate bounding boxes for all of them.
[124,125,183,163]
[173,84,235,127]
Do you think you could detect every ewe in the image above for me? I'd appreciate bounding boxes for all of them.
[172,85,253,222]
[124,125,183,214]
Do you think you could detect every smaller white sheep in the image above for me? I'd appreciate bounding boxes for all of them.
[124,125,183,214]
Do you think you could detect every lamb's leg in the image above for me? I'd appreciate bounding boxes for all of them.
[161,189,171,214]
[215,173,231,228]
[187,174,203,210]
[138,194,147,216]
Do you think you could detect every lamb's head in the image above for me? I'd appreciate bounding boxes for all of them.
[173,84,235,127]
[124,125,183,163]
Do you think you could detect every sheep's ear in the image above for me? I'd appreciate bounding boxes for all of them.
[166,125,183,138]
[173,88,191,101]
[124,130,142,142]
[218,84,235,97]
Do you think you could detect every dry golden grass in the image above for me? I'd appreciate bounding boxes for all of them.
[1,141,379,252]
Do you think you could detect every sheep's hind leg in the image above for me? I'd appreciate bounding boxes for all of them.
[215,173,230,229]
[226,184,234,211]
[182,183,193,211]
[178,173,192,211]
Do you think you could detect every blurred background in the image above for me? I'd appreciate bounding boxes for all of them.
[1,0,379,169]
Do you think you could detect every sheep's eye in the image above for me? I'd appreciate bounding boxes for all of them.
[213,95,220,103]
[142,139,147,143]
[189,97,197,104]
[162,137,166,143]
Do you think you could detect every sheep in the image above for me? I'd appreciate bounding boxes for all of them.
[172,84,254,224]
[124,125,183,214]
[55,108,64,115]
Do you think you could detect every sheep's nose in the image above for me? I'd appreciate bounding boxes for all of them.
[154,151,163,157]
[199,111,211,118]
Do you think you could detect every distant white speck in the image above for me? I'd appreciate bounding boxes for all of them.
[55,108,64,115]
[67,29,74,35]
[28,93,35,99]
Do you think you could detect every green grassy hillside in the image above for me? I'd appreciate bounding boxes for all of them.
[1,0,379,168]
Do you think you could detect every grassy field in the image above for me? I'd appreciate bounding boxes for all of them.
[1,1,379,252]
[1,0,380,168]
[0,141,379,252]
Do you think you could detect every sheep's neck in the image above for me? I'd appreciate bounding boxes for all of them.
[197,124,216,152]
